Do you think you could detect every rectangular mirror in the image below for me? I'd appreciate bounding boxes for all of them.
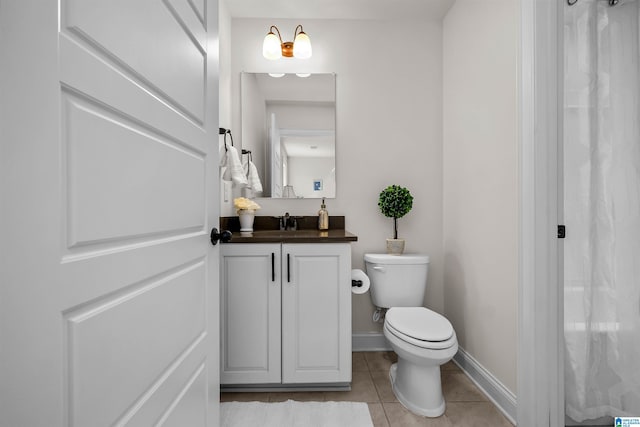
[241,72,336,199]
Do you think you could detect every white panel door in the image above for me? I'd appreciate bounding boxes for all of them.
[0,1,220,426]
[220,244,282,384]
[281,244,352,384]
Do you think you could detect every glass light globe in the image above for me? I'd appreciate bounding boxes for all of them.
[263,32,282,60]
[293,32,312,59]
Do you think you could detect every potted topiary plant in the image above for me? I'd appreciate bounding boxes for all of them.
[378,185,414,254]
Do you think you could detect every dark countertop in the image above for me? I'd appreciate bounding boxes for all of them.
[226,229,357,243]
[220,215,358,244]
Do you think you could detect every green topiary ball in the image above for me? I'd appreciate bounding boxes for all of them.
[378,185,413,219]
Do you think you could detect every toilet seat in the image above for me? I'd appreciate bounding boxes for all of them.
[385,307,456,350]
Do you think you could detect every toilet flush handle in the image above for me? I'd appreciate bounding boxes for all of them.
[373,266,386,272]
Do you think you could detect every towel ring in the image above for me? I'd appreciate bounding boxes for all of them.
[219,128,234,152]
[242,149,252,163]
[241,149,252,179]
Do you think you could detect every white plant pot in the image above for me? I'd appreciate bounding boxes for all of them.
[237,209,256,232]
[386,238,405,255]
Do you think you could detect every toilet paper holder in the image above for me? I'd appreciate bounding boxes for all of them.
[350,269,370,295]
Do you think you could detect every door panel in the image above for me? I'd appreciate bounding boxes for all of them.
[62,92,205,247]
[123,336,206,426]
[62,0,205,122]
[190,0,206,22]
[66,262,205,425]
[296,256,340,368]
[0,0,219,425]
[160,367,207,427]
[59,34,205,153]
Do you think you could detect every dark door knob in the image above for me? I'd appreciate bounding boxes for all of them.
[210,228,232,245]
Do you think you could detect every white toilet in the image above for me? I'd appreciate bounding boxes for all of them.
[364,253,458,417]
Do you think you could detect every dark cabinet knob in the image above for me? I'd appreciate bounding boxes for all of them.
[210,228,232,245]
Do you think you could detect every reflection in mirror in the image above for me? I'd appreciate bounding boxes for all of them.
[241,72,336,199]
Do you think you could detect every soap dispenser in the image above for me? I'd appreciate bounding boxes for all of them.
[318,198,329,230]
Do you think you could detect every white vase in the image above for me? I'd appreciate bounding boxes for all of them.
[238,209,256,232]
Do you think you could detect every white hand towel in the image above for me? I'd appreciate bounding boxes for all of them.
[243,159,263,193]
[219,143,228,167]
[222,145,248,187]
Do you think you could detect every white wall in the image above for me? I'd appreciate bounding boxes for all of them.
[266,103,334,130]
[228,18,444,333]
[443,0,518,393]
[240,73,267,196]
[288,157,335,199]
[219,1,233,214]
[219,1,232,136]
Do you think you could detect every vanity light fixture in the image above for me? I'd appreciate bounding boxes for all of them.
[263,25,312,60]
[268,73,285,78]
[296,73,311,78]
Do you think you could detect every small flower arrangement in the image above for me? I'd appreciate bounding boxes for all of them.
[234,197,261,212]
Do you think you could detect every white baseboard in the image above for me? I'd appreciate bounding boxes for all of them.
[453,347,517,425]
[352,333,391,352]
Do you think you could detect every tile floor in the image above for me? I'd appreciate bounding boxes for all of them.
[220,351,515,427]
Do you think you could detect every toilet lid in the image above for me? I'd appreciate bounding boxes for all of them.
[385,307,454,342]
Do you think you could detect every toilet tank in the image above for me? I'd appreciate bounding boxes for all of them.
[364,253,429,308]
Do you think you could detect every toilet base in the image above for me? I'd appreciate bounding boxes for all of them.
[389,362,446,417]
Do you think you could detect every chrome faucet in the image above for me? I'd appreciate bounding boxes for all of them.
[278,212,297,231]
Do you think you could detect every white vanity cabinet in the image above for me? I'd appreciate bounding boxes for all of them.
[220,243,281,384]
[220,243,352,387]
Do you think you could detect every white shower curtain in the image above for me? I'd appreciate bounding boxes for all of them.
[564,0,640,421]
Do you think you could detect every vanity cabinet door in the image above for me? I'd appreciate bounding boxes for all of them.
[281,243,352,384]
[220,244,281,384]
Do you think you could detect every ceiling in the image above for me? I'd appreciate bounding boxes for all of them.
[224,0,456,21]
